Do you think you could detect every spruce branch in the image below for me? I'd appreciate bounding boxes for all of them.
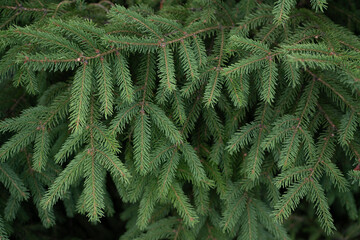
[0,0,358,238]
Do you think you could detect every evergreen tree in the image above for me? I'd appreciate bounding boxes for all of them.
[0,0,359,239]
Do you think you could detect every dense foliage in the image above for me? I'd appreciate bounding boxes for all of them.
[0,0,360,239]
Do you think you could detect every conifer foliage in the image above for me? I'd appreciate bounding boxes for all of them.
[0,0,359,239]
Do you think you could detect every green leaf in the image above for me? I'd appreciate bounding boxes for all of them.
[275,166,310,189]
[191,36,207,67]
[27,173,56,228]
[283,59,301,87]
[262,115,298,151]
[193,185,210,215]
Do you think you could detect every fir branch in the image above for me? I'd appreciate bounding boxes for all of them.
[110,103,140,135]
[69,62,92,133]
[158,45,176,92]
[272,0,297,25]
[170,91,186,125]
[147,103,183,145]
[137,181,157,230]
[0,163,29,200]
[0,129,37,162]
[0,1,359,238]
[222,55,267,77]
[178,39,199,83]
[54,131,86,164]
[260,57,278,103]
[240,198,258,240]
[204,27,225,107]
[221,188,247,232]
[95,148,131,184]
[95,57,114,118]
[168,182,198,227]
[308,179,335,234]
[339,110,358,146]
[113,53,134,104]
[226,123,258,154]
[110,6,162,39]
[180,142,209,187]
[133,112,151,175]
[274,179,310,223]
[41,151,86,210]
[0,215,9,240]
[225,74,248,108]
[157,149,179,198]
[32,127,50,172]
[83,156,105,222]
